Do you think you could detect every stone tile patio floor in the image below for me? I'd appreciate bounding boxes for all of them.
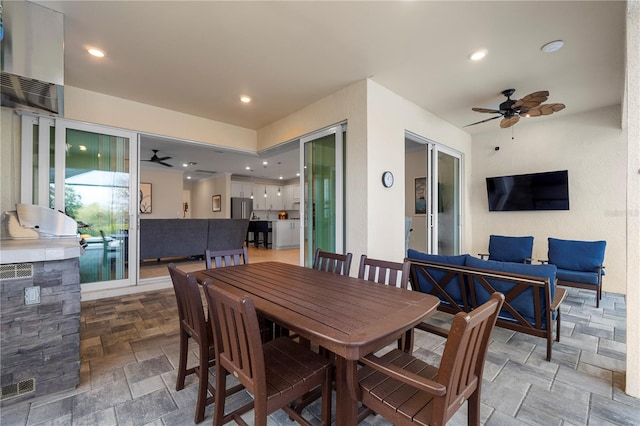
[2,287,639,425]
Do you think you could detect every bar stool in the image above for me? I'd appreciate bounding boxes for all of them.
[254,220,272,249]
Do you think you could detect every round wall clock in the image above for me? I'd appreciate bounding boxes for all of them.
[382,171,394,188]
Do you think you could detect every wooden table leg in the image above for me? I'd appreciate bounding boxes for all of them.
[334,356,358,426]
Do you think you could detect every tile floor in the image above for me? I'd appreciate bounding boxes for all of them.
[2,263,639,425]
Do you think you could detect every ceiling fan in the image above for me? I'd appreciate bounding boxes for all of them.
[465,89,565,129]
[142,149,173,167]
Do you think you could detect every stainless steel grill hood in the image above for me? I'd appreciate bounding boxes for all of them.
[0,1,64,115]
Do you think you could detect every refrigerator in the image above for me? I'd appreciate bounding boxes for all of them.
[231,197,253,219]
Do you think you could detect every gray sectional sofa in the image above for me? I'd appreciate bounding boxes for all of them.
[140,219,249,261]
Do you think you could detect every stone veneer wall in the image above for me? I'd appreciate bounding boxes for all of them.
[0,258,81,406]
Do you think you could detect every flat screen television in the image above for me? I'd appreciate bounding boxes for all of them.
[486,170,569,211]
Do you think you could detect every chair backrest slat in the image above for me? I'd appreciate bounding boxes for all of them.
[205,247,248,269]
[358,255,410,289]
[313,248,353,276]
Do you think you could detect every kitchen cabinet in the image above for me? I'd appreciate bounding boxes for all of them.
[282,184,301,210]
[231,182,251,198]
[266,185,284,210]
[273,220,300,249]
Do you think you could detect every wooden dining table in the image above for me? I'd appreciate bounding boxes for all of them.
[194,261,440,426]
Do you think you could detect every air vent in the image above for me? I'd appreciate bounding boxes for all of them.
[195,170,217,174]
[0,263,34,280]
[0,378,36,401]
[0,72,61,114]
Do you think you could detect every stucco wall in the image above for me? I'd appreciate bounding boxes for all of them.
[470,105,626,295]
[366,80,472,262]
[64,86,257,152]
[625,0,640,399]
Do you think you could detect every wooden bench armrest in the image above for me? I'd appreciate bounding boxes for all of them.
[360,354,447,396]
[551,287,567,312]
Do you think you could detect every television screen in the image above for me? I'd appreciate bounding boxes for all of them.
[486,170,569,211]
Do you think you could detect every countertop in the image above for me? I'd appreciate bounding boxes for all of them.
[0,238,82,264]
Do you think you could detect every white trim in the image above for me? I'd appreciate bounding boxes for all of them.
[37,117,51,207]
[20,116,35,204]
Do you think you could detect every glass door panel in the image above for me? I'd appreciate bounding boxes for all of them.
[301,125,345,267]
[62,128,131,285]
[436,150,460,255]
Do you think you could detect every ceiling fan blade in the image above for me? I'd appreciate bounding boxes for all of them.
[158,161,173,167]
[500,116,520,128]
[472,107,501,114]
[527,103,565,117]
[512,90,549,109]
[463,115,503,127]
[156,156,171,161]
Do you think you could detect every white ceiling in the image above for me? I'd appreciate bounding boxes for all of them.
[35,0,626,180]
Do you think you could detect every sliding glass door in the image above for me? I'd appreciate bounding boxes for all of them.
[300,125,345,267]
[21,115,138,290]
[405,133,462,255]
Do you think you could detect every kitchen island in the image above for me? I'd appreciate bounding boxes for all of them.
[272,219,300,249]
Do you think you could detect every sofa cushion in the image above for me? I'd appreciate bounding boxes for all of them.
[548,238,606,272]
[488,235,534,263]
[556,268,600,285]
[406,250,469,308]
[465,256,557,326]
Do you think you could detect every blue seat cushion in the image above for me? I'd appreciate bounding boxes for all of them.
[406,249,469,308]
[488,235,534,263]
[465,256,557,326]
[548,238,606,272]
[556,268,600,285]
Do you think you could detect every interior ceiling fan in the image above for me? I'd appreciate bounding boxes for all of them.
[142,149,173,167]
[465,88,565,129]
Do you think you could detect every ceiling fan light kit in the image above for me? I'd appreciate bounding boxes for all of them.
[466,88,565,129]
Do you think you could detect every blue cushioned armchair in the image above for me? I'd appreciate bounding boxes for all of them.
[479,235,534,264]
[545,238,606,307]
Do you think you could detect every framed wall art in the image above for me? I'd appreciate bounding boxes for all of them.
[414,177,427,215]
[212,194,222,212]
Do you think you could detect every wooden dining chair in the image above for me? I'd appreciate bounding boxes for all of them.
[313,248,353,275]
[167,264,244,424]
[358,255,410,289]
[203,281,332,426]
[356,292,505,426]
[204,246,248,269]
[358,255,411,352]
[203,247,273,343]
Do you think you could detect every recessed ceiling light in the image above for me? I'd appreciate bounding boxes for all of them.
[240,96,251,103]
[262,161,268,165]
[541,40,564,53]
[88,48,105,58]
[296,173,300,177]
[186,176,192,180]
[279,176,283,180]
[469,49,487,61]
[245,166,251,170]
[182,163,189,167]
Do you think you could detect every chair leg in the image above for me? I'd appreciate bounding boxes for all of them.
[321,368,332,426]
[194,342,209,423]
[467,391,481,426]
[556,309,561,342]
[213,364,227,426]
[176,330,189,391]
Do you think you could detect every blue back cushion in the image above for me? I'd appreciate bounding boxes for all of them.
[548,238,606,272]
[465,256,557,326]
[406,249,468,307]
[488,235,534,263]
